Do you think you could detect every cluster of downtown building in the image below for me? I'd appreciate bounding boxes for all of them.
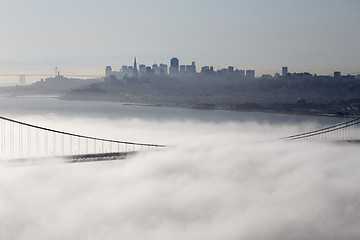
[105,57,256,80]
[105,57,358,81]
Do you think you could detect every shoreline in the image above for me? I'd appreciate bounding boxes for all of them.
[3,94,357,120]
[58,95,356,119]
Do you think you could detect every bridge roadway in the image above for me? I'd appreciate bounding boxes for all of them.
[4,151,138,166]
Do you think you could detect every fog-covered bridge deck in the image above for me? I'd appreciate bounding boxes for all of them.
[4,151,138,166]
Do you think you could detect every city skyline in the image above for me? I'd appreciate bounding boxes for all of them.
[0,0,359,78]
[1,56,356,87]
[105,57,355,79]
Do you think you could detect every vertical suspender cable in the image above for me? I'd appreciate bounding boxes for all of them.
[28,128,31,157]
[53,132,56,156]
[9,122,11,158]
[36,128,39,156]
[45,131,48,156]
[61,134,64,155]
[70,136,73,155]
[19,124,22,158]
[94,139,96,154]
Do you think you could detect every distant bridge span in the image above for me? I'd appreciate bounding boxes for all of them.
[0,74,102,78]
[0,67,103,81]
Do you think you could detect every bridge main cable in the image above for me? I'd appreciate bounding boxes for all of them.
[281,117,360,140]
[0,116,166,148]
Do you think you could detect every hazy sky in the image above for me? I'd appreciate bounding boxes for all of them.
[0,0,359,75]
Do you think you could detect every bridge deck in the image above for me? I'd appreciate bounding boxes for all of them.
[4,151,138,166]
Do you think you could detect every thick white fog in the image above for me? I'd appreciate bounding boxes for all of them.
[1,114,360,240]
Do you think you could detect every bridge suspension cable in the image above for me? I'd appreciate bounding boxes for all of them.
[0,115,166,162]
[281,117,360,141]
[0,116,164,147]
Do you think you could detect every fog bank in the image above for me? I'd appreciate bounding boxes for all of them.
[1,116,359,240]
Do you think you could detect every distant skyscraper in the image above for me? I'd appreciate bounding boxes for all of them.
[201,66,210,73]
[169,57,179,75]
[153,63,160,75]
[133,57,138,72]
[139,64,146,76]
[282,66,288,77]
[132,57,139,77]
[220,68,228,73]
[146,66,154,75]
[228,66,234,72]
[334,71,341,78]
[238,70,245,78]
[186,61,196,74]
[159,63,168,75]
[246,70,255,79]
[105,66,112,77]
[180,65,186,73]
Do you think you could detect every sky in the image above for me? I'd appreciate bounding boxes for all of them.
[0,0,359,76]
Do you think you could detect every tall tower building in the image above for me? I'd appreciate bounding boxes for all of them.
[105,66,112,77]
[246,70,255,79]
[186,61,196,74]
[239,70,245,78]
[153,63,160,75]
[133,57,138,77]
[169,57,179,75]
[282,66,288,77]
[159,63,168,75]
[134,57,137,71]
[334,71,341,78]
[139,64,146,77]
[179,65,186,73]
